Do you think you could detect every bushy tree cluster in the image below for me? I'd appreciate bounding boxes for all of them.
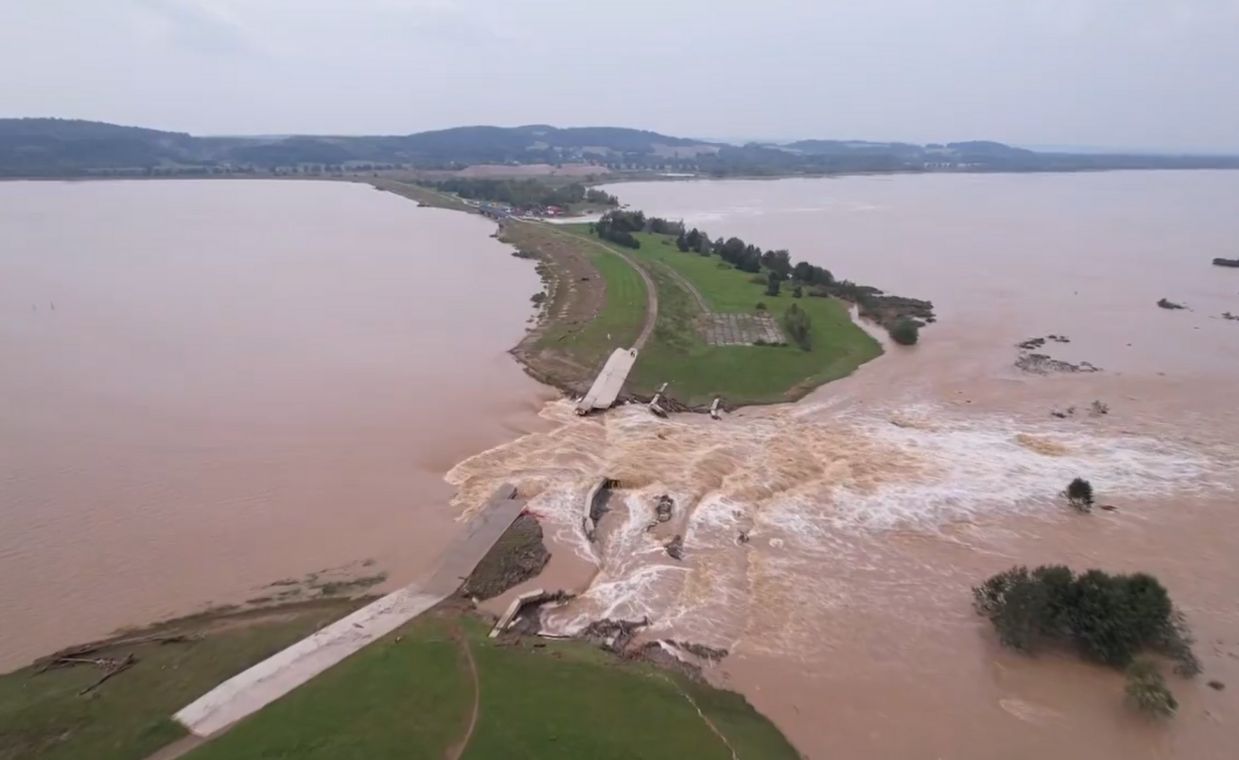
[647,217,684,235]
[584,187,619,205]
[973,565,1198,675]
[592,210,645,248]
[675,228,713,255]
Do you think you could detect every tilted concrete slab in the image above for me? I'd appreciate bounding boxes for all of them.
[174,484,523,738]
[576,348,638,414]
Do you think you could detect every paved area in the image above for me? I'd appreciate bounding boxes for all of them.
[174,484,524,738]
[577,347,638,413]
[702,312,785,346]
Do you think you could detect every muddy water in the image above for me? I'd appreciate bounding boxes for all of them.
[451,172,1239,758]
[0,179,553,669]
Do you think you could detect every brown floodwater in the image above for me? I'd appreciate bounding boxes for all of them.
[0,179,554,669]
[449,172,1239,758]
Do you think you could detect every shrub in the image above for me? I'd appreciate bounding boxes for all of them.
[1125,660,1178,717]
[889,318,920,345]
[782,304,812,351]
[765,271,782,297]
[755,302,767,311]
[1066,478,1094,512]
[792,285,803,298]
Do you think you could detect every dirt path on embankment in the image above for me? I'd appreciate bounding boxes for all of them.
[445,631,481,760]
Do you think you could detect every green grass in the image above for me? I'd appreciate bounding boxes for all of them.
[0,601,357,760]
[558,225,882,404]
[530,224,646,370]
[186,611,798,760]
[187,614,472,760]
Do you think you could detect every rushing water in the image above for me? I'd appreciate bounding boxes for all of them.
[0,179,553,669]
[450,172,1239,758]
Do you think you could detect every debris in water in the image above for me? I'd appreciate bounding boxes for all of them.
[581,617,649,653]
[655,494,674,523]
[665,534,684,560]
[665,640,729,662]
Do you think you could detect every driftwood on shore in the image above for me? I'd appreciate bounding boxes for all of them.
[77,654,137,695]
[35,632,198,671]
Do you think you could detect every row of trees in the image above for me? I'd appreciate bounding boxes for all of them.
[433,179,617,209]
[676,227,834,284]
[594,208,932,349]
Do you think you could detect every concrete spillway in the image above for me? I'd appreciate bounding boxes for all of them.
[174,484,524,738]
[576,348,638,414]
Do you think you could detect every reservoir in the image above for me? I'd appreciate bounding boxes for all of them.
[0,179,550,668]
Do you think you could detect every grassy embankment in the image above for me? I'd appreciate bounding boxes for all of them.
[367,178,880,404]
[556,225,882,405]
[0,600,362,760]
[0,597,797,760]
[185,610,797,760]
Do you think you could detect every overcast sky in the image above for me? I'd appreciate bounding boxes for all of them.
[2,0,1238,150]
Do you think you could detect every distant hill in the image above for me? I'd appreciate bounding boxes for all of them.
[2,117,1237,177]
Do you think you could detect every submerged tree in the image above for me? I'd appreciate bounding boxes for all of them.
[973,565,1197,678]
[1126,659,1178,717]
[889,318,920,346]
[1066,477,1094,512]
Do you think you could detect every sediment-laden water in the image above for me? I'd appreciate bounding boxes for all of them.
[0,179,552,669]
[451,172,1239,758]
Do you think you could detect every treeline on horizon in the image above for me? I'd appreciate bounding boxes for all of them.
[5,118,1239,177]
[590,209,933,341]
[429,178,617,209]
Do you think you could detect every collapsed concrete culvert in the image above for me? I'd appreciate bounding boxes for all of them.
[583,478,619,542]
[488,589,574,639]
[581,617,650,653]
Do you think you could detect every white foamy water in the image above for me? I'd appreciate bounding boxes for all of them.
[447,397,1227,646]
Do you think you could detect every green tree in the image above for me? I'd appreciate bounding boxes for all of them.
[765,271,782,297]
